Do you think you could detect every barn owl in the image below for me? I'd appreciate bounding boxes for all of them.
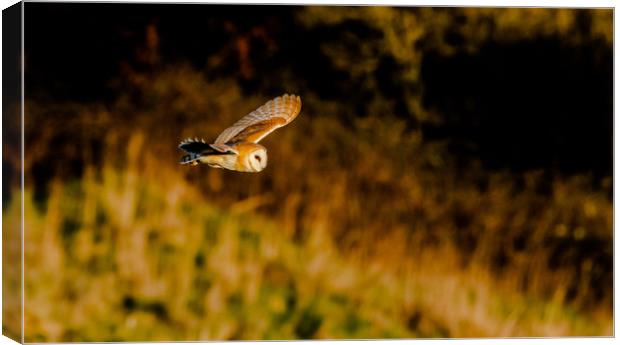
[178,94,302,172]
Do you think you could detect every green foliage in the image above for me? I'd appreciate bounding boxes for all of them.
[14,162,611,341]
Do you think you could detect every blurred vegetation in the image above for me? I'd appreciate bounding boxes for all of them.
[3,5,613,341]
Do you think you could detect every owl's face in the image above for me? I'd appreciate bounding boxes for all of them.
[245,147,268,172]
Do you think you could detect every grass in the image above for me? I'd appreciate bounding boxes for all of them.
[2,59,611,340]
[10,134,611,341]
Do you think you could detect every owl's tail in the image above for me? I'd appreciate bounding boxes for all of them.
[180,152,202,165]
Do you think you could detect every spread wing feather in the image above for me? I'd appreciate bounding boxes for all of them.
[215,94,302,145]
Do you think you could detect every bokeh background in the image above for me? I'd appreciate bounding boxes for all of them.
[2,3,613,341]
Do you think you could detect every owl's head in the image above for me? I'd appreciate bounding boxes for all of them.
[246,147,268,172]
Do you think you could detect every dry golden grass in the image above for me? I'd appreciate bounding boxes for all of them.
[14,138,611,340]
[3,60,611,341]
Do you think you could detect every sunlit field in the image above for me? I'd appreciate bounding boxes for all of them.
[3,5,612,341]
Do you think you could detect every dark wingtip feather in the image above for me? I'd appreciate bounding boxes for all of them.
[178,138,212,153]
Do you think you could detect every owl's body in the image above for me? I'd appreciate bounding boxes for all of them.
[191,142,267,172]
[179,94,301,172]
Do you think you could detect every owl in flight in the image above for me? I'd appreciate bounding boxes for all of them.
[178,94,302,172]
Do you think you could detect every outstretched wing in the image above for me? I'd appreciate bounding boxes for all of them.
[215,94,302,145]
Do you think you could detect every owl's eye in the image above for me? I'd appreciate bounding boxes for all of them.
[254,155,262,162]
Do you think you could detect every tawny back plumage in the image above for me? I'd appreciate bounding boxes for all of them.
[215,94,302,145]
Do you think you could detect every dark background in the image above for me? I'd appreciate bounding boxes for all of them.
[24,4,613,178]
